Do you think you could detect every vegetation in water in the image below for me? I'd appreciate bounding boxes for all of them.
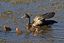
[0,0,11,2]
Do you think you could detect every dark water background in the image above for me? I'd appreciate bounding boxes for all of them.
[0,0,64,43]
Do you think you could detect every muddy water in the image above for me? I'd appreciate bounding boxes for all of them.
[0,0,64,43]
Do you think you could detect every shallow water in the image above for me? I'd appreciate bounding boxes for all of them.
[0,0,64,43]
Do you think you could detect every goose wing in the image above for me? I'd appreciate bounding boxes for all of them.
[32,12,55,26]
[42,12,55,19]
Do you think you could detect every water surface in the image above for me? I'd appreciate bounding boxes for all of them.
[0,0,64,43]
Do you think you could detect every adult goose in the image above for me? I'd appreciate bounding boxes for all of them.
[21,12,57,27]
[21,12,57,32]
[21,12,58,36]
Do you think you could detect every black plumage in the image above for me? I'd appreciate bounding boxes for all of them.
[37,20,58,26]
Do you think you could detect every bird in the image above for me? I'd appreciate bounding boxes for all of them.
[21,12,55,27]
[16,27,22,35]
[21,12,57,35]
[3,25,11,32]
[21,12,57,28]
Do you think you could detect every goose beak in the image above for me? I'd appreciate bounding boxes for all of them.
[21,15,26,18]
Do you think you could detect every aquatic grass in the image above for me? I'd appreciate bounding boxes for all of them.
[0,10,15,19]
[25,31,30,36]
[0,0,11,2]
[21,40,33,43]
[0,14,8,19]
[0,38,6,43]
[10,0,41,4]
[3,10,14,15]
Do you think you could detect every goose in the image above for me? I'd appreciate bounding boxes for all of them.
[16,27,22,35]
[3,25,11,32]
[21,12,57,33]
[21,12,55,26]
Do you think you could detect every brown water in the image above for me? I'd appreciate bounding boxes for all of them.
[0,0,64,43]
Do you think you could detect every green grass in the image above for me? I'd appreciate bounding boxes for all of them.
[0,38,6,43]
[0,0,11,2]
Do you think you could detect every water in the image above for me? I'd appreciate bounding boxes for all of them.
[0,0,64,43]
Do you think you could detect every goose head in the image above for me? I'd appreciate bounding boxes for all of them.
[21,13,31,24]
